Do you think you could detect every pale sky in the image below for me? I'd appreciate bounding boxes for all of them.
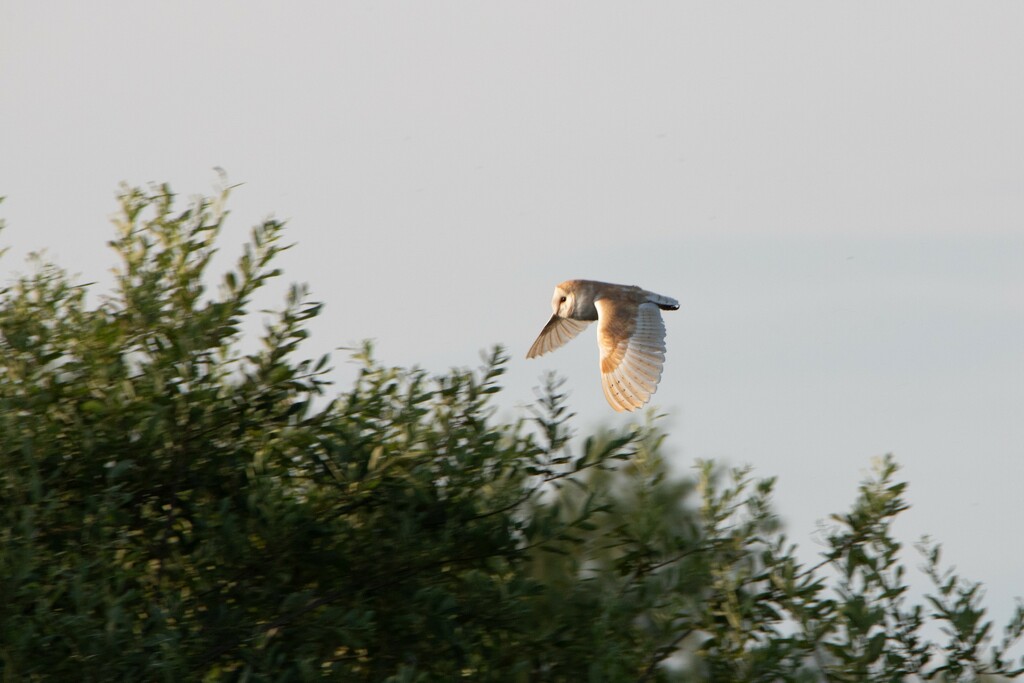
[2,2,1023,633]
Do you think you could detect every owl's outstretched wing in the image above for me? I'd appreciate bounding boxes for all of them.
[527,315,591,358]
[595,300,667,412]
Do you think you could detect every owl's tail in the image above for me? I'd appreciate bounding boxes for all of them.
[647,291,679,311]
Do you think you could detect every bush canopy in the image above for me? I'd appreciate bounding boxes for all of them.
[0,185,1021,682]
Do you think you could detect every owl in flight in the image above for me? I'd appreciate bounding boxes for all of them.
[527,279,679,412]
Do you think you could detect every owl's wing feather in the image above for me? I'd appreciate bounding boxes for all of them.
[527,315,591,358]
[596,300,667,412]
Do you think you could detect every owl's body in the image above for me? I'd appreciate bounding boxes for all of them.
[527,279,679,412]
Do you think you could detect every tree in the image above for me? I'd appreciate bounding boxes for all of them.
[0,184,1021,681]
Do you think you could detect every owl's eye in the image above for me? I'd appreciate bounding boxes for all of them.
[559,296,567,303]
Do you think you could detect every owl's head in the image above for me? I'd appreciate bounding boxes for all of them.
[551,282,576,317]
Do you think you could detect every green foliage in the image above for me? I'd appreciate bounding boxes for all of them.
[0,184,1021,681]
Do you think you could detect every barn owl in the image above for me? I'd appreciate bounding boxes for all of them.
[527,279,679,412]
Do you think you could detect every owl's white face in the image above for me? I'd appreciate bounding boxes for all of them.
[551,285,574,317]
